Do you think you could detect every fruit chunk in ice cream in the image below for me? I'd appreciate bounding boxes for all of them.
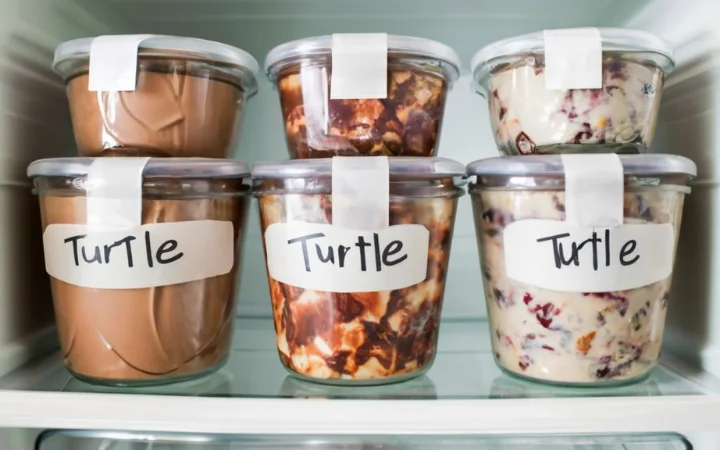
[472,187,685,384]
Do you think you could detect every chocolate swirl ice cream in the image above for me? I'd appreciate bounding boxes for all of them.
[265,34,461,159]
[258,192,458,383]
[276,68,449,158]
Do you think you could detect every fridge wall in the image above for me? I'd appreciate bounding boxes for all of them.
[1,0,719,376]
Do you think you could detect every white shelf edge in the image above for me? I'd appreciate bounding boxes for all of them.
[0,390,718,435]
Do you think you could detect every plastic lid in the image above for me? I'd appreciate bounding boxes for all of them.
[53,35,259,91]
[252,157,466,180]
[466,154,697,177]
[27,158,250,179]
[264,34,462,81]
[470,28,675,76]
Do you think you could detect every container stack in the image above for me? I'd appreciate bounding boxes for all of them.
[26,36,260,386]
[466,28,697,386]
[252,34,467,385]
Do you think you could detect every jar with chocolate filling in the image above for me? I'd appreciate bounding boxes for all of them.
[471,28,675,155]
[27,157,251,386]
[265,35,461,159]
[253,157,466,384]
[53,36,259,158]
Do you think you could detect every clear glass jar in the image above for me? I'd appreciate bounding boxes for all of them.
[54,36,259,158]
[468,154,695,386]
[265,35,461,159]
[252,157,466,385]
[27,158,251,386]
[471,28,675,155]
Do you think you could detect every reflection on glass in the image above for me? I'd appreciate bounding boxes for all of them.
[278,375,438,400]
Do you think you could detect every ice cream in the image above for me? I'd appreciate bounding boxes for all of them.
[258,194,457,383]
[253,157,465,384]
[468,154,695,385]
[265,35,461,159]
[276,69,449,158]
[65,70,245,158]
[471,28,675,155]
[486,56,666,154]
[29,158,251,386]
[53,35,259,158]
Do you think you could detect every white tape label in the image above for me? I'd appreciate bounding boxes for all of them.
[264,222,429,292]
[543,28,602,90]
[562,154,624,228]
[43,221,234,289]
[503,220,674,292]
[86,157,150,230]
[330,33,388,100]
[89,34,153,91]
[332,156,389,230]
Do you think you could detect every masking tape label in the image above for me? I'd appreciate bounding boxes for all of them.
[562,153,624,228]
[544,28,602,90]
[86,157,150,230]
[332,156,389,230]
[89,34,153,91]
[264,222,429,292]
[43,221,235,289]
[330,33,388,100]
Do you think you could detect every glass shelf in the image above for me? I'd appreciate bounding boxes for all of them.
[0,318,719,436]
[1,318,717,400]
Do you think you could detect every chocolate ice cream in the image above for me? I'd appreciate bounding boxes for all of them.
[29,158,251,385]
[53,36,259,158]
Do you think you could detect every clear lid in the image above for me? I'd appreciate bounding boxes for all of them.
[467,154,697,178]
[252,157,466,180]
[264,34,461,82]
[27,158,250,179]
[53,35,259,92]
[470,27,675,78]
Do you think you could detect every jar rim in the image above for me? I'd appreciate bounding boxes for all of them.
[54,35,259,95]
[252,157,467,185]
[27,157,250,180]
[264,34,461,83]
[470,27,675,78]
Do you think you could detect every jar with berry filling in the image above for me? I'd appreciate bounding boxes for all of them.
[471,28,674,155]
[253,157,465,385]
[468,153,695,386]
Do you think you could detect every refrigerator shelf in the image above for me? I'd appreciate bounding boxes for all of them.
[0,317,718,436]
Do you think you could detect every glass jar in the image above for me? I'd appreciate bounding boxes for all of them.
[265,35,461,159]
[53,36,259,158]
[471,28,675,155]
[467,154,695,386]
[252,157,466,384]
[27,157,251,386]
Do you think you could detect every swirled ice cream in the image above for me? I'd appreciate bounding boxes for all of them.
[257,192,459,384]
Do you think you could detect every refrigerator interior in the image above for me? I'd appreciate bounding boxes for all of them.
[1,0,720,447]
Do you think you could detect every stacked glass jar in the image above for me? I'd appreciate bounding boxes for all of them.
[25,36,259,386]
[252,34,467,385]
[467,28,697,386]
